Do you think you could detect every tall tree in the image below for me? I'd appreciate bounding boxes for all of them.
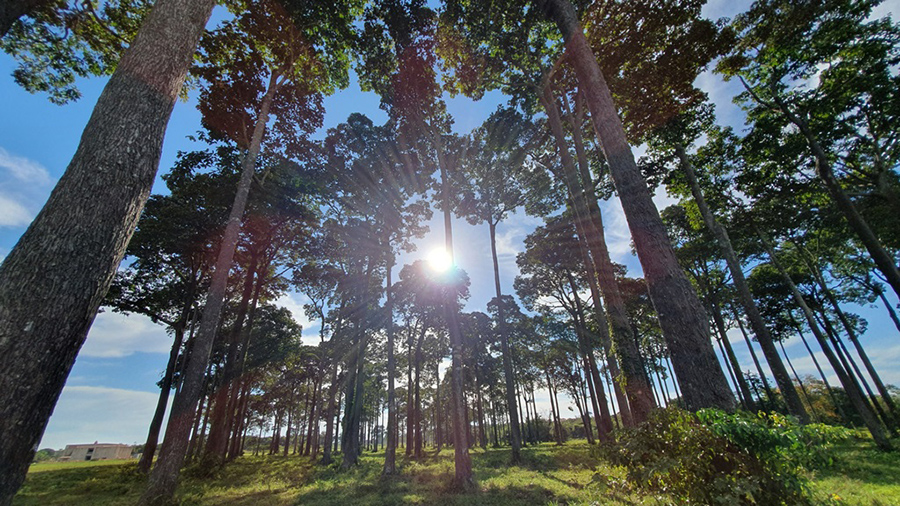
[718,0,900,300]
[0,0,215,502]
[140,0,351,501]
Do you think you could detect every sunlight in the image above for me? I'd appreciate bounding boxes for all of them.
[427,247,453,273]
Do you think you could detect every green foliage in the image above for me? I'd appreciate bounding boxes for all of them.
[608,407,851,505]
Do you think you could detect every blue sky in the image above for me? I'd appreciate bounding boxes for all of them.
[0,0,898,450]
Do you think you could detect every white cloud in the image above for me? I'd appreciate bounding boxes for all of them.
[80,311,173,358]
[0,194,33,226]
[598,196,633,263]
[0,147,52,185]
[39,385,169,450]
[0,146,55,229]
[273,292,320,345]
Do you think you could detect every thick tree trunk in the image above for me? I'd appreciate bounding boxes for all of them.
[139,68,278,506]
[0,0,214,502]
[488,222,523,461]
[536,0,734,411]
[678,147,808,422]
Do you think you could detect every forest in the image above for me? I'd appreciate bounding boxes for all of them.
[1,0,900,504]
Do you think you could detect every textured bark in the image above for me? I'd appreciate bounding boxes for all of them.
[139,63,276,506]
[535,0,734,411]
[0,0,56,37]
[0,0,214,503]
[565,90,652,424]
[488,222,522,461]
[678,147,808,422]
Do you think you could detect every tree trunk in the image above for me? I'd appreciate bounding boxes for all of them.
[565,88,651,424]
[732,306,775,403]
[383,261,398,475]
[773,97,900,301]
[535,0,734,411]
[488,221,523,461]
[139,68,279,506]
[436,138,474,489]
[541,85,643,428]
[137,322,187,474]
[0,0,55,38]
[0,0,214,502]
[757,230,890,450]
[796,245,900,426]
[677,146,808,422]
[708,294,755,410]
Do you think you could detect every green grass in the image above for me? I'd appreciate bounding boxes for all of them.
[15,438,900,505]
[808,437,900,505]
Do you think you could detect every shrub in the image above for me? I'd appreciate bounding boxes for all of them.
[606,407,849,505]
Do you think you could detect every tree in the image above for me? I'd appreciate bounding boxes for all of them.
[718,0,900,300]
[452,108,544,460]
[140,0,350,500]
[0,0,215,502]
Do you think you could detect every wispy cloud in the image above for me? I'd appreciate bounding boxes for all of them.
[80,311,172,358]
[0,146,54,229]
[0,194,33,227]
[39,385,169,450]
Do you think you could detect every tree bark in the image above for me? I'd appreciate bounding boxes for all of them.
[677,146,808,422]
[541,85,643,428]
[0,0,214,502]
[137,321,187,474]
[535,0,734,411]
[139,66,278,506]
[0,0,56,38]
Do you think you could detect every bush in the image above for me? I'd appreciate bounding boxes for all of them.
[605,407,850,505]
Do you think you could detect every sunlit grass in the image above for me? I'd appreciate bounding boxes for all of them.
[15,437,900,505]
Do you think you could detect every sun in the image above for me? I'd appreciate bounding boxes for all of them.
[427,247,453,273]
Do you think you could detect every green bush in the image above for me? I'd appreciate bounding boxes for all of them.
[606,407,850,505]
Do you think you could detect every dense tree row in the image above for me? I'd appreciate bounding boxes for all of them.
[1,0,899,503]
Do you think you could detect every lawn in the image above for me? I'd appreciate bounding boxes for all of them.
[15,438,900,505]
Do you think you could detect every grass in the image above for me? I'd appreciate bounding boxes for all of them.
[15,438,900,505]
[808,437,900,505]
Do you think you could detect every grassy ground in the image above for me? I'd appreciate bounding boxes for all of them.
[15,438,900,505]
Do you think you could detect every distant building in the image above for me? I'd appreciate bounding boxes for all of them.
[58,442,135,462]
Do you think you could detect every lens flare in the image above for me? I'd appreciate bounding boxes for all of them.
[427,247,453,273]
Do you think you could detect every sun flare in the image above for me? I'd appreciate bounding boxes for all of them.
[427,247,453,273]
